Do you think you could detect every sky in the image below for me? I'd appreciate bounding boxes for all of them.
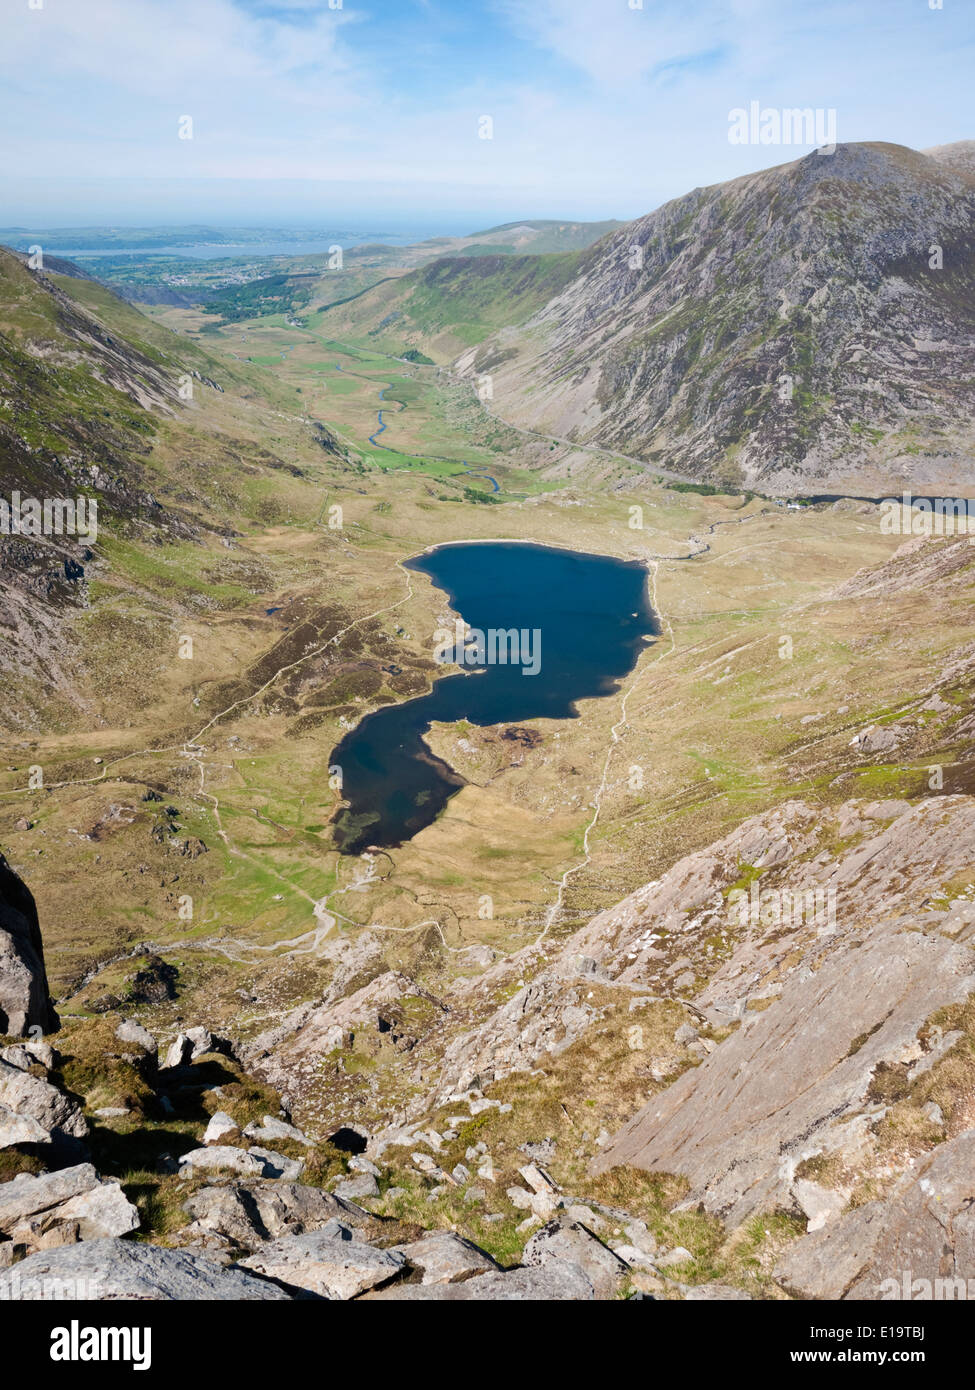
[0,0,972,231]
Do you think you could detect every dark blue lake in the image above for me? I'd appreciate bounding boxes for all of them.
[330,541,658,854]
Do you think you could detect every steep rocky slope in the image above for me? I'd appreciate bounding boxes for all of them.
[453,141,975,495]
[307,250,584,361]
[0,852,58,1038]
[0,248,350,722]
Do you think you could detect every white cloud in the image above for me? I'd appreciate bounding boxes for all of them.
[0,0,970,221]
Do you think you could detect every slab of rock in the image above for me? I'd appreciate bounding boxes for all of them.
[366,1260,595,1300]
[775,1130,975,1300]
[177,1146,266,1179]
[0,851,58,1037]
[0,1164,99,1230]
[248,1147,303,1181]
[593,923,975,1224]
[0,1059,87,1141]
[333,1173,378,1201]
[203,1111,240,1145]
[0,1100,50,1149]
[115,1018,157,1067]
[243,1115,310,1146]
[793,1178,848,1233]
[53,1180,140,1241]
[185,1025,234,1060]
[162,1033,193,1069]
[523,1218,630,1299]
[183,1181,370,1251]
[394,1231,500,1285]
[0,1237,290,1300]
[0,1163,138,1245]
[239,1227,406,1300]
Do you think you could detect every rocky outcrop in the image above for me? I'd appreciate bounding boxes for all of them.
[0,852,58,1037]
[182,1180,371,1255]
[245,970,432,1101]
[239,1224,407,1300]
[775,1131,975,1299]
[364,1261,595,1301]
[594,924,975,1224]
[590,796,975,1222]
[0,1057,87,1143]
[458,141,975,493]
[0,1238,290,1300]
[0,1164,138,1255]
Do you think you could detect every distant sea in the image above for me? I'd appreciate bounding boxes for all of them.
[60,237,427,259]
[2,227,472,260]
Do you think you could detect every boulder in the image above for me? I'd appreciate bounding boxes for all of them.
[243,1115,310,1146]
[0,1164,138,1248]
[203,1111,240,1145]
[162,1026,234,1070]
[248,1147,304,1181]
[114,1018,157,1067]
[348,1155,380,1176]
[22,1038,56,1070]
[0,1237,290,1300]
[0,1045,33,1072]
[0,1164,99,1230]
[0,1058,87,1141]
[523,1218,630,1299]
[176,1146,266,1179]
[333,1173,378,1201]
[0,852,58,1037]
[185,1025,234,1060]
[0,1101,50,1148]
[161,1033,192,1069]
[239,1226,406,1300]
[393,1230,500,1285]
[365,1260,595,1300]
[52,1181,140,1242]
[183,1180,370,1251]
[775,1130,975,1300]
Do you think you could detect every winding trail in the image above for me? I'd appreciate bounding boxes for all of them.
[16,326,789,990]
[13,497,777,993]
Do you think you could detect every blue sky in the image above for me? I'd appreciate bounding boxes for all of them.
[0,0,971,230]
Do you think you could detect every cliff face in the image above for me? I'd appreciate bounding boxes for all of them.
[0,851,58,1037]
[457,141,975,494]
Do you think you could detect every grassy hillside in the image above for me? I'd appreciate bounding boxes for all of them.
[307,251,584,361]
[469,218,623,252]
